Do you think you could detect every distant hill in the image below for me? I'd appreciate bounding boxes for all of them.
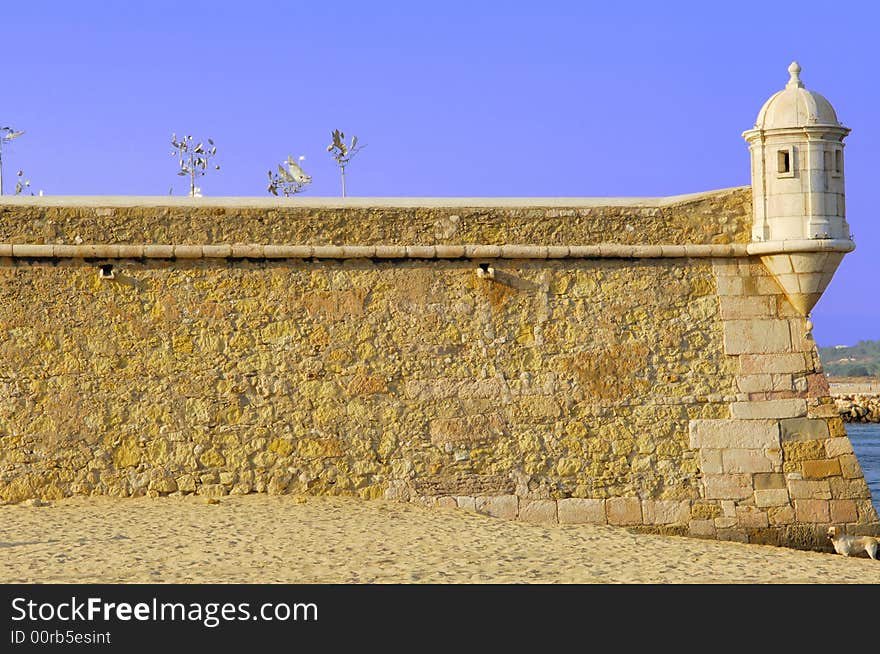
[817,339,880,378]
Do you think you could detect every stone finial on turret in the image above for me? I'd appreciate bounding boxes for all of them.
[742,62,854,315]
[786,61,804,88]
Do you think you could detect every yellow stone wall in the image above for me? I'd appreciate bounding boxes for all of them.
[0,257,735,502]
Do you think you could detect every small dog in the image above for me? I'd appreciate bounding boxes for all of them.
[827,526,879,560]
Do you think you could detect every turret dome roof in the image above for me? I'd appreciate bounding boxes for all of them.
[753,62,842,130]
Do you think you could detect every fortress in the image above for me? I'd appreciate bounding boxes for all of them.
[0,63,876,551]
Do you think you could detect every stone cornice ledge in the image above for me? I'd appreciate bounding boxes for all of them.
[0,240,854,260]
[744,239,855,255]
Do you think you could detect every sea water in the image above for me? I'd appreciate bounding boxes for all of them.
[846,423,880,518]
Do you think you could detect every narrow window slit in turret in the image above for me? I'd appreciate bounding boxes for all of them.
[777,149,790,174]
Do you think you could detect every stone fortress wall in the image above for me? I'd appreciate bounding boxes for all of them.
[0,188,876,552]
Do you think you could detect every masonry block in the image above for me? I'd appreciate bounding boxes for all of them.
[738,353,809,375]
[715,276,745,296]
[711,260,740,276]
[856,500,879,523]
[755,488,790,507]
[804,372,830,398]
[519,499,558,524]
[606,497,642,525]
[690,502,723,520]
[736,505,770,528]
[689,419,780,449]
[829,477,872,500]
[753,472,786,490]
[755,276,784,295]
[722,449,774,473]
[737,373,794,394]
[770,374,795,391]
[794,499,830,523]
[736,374,773,393]
[807,403,841,419]
[779,417,830,442]
[830,499,858,523]
[801,459,841,479]
[765,446,783,468]
[783,440,826,461]
[719,529,753,544]
[718,295,775,319]
[789,319,814,352]
[476,495,518,519]
[702,474,753,500]
[722,320,792,354]
[730,399,806,419]
[768,505,796,525]
[787,479,831,500]
[698,449,723,474]
[689,520,717,537]
[823,437,853,458]
[557,498,606,524]
[714,516,737,529]
[838,454,864,480]
[641,499,690,525]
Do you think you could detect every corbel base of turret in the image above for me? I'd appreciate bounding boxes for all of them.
[759,251,845,316]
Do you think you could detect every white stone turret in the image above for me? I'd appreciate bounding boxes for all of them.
[743,62,855,315]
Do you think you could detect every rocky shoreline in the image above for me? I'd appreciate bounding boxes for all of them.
[833,394,880,423]
[828,379,880,423]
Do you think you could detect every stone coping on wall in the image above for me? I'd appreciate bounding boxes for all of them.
[0,239,855,260]
[0,187,746,208]
[0,186,755,247]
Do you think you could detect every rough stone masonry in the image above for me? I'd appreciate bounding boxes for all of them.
[0,188,876,552]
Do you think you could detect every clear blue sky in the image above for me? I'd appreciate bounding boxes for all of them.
[2,1,877,346]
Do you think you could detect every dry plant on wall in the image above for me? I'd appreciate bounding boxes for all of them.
[267,155,312,197]
[0,126,25,196]
[171,133,219,197]
[15,170,33,195]
[327,129,364,197]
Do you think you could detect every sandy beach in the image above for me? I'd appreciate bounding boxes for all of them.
[1,495,878,584]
